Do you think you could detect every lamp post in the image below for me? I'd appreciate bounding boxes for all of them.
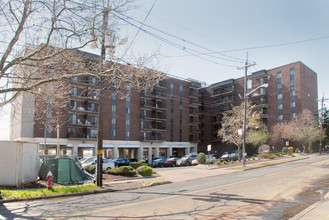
[242,83,269,166]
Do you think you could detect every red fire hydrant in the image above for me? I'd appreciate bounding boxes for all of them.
[46,171,53,189]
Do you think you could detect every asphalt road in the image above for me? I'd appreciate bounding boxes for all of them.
[1,154,329,219]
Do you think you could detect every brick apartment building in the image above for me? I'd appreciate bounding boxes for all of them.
[10,51,204,161]
[198,61,318,155]
[11,57,317,160]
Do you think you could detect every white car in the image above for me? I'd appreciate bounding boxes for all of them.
[191,155,217,165]
[82,158,115,172]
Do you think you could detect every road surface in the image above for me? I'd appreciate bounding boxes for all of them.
[1,154,329,219]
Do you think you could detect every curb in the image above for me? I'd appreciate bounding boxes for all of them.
[0,180,171,204]
[238,156,309,171]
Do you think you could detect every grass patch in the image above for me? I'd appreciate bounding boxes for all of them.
[1,185,98,200]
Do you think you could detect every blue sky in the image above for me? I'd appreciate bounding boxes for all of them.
[1,0,329,140]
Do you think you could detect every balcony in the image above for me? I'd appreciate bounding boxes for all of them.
[155,81,167,89]
[70,76,99,87]
[141,113,166,121]
[189,109,199,115]
[141,91,166,99]
[67,127,97,139]
[211,86,235,97]
[68,119,97,127]
[141,102,166,110]
[189,135,200,143]
[189,119,199,124]
[68,105,98,114]
[212,96,234,106]
[189,100,201,106]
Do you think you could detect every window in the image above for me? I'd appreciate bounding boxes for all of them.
[260,87,266,94]
[141,121,146,129]
[278,94,282,99]
[247,79,252,89]
[290,68,295,81]
[260,77,267,84]
[91,116,98,125]
[69,114,77,124]
[141,110,147,117]
[277,71,282,79]
[71,87,78,96]
[91,103,98,112]
[91,129,97,138]
[278,104,283,110]
[69,100,77,110]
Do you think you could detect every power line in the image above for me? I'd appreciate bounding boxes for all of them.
[121,0,158,58]
[112,11,246,66]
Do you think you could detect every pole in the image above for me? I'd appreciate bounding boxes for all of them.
[242,56,248,167]
[56,124,60,157]
[238,52,256,167]
[96,3,109,187]
[319,95,324,154]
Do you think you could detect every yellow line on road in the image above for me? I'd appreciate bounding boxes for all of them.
[47,177,258,220]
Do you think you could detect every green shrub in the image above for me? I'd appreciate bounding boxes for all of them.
[288,147,294,155]
[262,154,270,159]
[252,156,255,160]
[106,166,136,176]
[136,166,153,176]
[215,161,221,165]
[229,160,234,164]
[295,148,300,153]
[197,152,206,164]
[269,155,275,159]
[223,161,228,165]
[282,147,288,155]
[84,165,96,174]
[129,162,148,169]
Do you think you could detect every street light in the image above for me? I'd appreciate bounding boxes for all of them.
[242,83,269,167]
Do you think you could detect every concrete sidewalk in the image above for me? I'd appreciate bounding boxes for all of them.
[289,192,329,220]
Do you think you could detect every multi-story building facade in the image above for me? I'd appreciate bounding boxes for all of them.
[199,61,318,155]
[10,53,204,161]
[11,58,317,160]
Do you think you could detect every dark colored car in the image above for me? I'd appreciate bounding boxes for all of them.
[152,158,167,167]
[219,153,238,162]
[112,158,131,167]
[163,157,179,167]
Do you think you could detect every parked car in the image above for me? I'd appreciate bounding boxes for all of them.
[80,156,97,165]
[112,158,131,167]
[220,153,238,162]
[176,154,197,166]
[163,157,179,167]
[82,158,115,172]
[152,158,167,167]
[191,154,217,165]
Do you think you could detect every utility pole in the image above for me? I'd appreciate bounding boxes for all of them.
[318,94,328,155]
[238,52,255,167]
[96,2,109,187]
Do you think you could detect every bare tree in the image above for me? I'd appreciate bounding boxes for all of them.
[288,110,320,153]
[271,110,320,153]
[218,101,261,161]
[1,0,164,109]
